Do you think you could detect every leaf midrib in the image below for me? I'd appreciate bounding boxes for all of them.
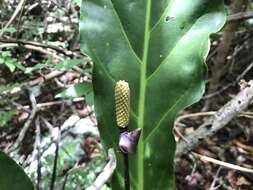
[109,1,142,64]
[137,1,151,190]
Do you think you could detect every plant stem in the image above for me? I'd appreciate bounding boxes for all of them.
[50,127,61,190]
[123,152,130,190]
[119,127,130,190]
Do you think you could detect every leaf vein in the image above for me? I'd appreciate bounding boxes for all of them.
[144,81,193,143]
[149,2,172,34]
[109,1,142,64]
[147,16,202,82]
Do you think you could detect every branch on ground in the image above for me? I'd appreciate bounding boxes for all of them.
[86,149,117,190]
[176,80,253,157]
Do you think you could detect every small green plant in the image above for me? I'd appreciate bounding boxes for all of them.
[0,51,22,72]
[0,89,19,127]
[0,110,15,127]
[55,81,94,106]
[80,0,226,189]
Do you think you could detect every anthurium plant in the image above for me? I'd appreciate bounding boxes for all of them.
[80,0,226,189]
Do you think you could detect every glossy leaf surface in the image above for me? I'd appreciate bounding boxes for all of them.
[80,1,225,189]
[0,151,34,190]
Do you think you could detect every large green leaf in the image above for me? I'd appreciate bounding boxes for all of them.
[0,151,34,190]
[80,1,226,189]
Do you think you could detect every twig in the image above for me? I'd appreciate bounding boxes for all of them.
[0,43,63,61]
[27,70,65,87]
[39,116,81,157]
[60,163,88,190]
[0,43,66,88]
[60,173,69,190]
[175,123,253,180]
[0,38,81,58]
[176,80,253,157]
[11,101,31,113]
[40,117,54,135]
[209,167,222,190]
[1,70,65,95]
[0,42,89,94]
[233,140,253,153]
[6,89,38,153]
[0,0,27,37]
[16,97,85,110]
[60,172,69,190]
[204,62,253,99]
[50,127,61,190]
[174,127,190,143]
[0,40,90,95]
[175,111,253,126]
[194,153,253,174]
[35,117,41,190]
[42,112,79,190]
[15,0,26,40]
[175,112,215,126]
[86,149,117,190]
[176,128,253,183]
[228,11,253,22]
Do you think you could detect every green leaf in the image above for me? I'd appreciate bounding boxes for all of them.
[85,91,94,106]
[0,110,15,127]
[0,27,16,34]
[53,59,82,71]
[0,51,23,72]
[1,51,11,57]
[55,82,92,98]
[0,83,20,92]
[5,60,16,72]
[13,62,26,72]
[0,58,4,64]
[80,1,226,190]
[24,64,46,74]
[0,151,34,190]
